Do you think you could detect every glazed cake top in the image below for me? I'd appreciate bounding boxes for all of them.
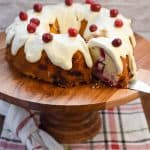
[6,1,136,76]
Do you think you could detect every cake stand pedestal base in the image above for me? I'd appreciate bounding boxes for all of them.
[40,111,101,144]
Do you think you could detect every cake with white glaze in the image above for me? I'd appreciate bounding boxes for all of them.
[5,0,137,87]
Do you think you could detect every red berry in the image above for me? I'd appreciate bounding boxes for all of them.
[33,3,43,12]
[42,33,53,43]
[112,38,122,47]
[110,9,119,17]
[100,48,105,59]
[27,23,37,33]
[91,3,101,12]
[19,11,28,21]
[30,18,40,26]
[89,24,97,32]
[68,28,78,37]
[85,0,95,4]
[97,62,104,73]
[65,0,73,6]
[114,19,123,28]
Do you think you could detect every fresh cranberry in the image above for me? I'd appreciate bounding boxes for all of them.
[91,3,101,12]
[114,19,123,28]
[68,28,78,37]
[65,0,73,6]
[101,76,113,86]
[19,11,28,21]
[42,33,53,43]
[30,18,40,26]
[100,48,105,59]
[112,38,122,47]
[93,62,114,87]
[85,0,95,4]
[33,3,43,12]
[110,9,119,17]
[97,63,105,73]
[89,24,97,32]
[27,23,37,33]
[93,64,103,77]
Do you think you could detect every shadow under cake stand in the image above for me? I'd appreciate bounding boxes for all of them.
[0,32,149,144]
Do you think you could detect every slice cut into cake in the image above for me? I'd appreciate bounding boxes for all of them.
[5,1,137,88]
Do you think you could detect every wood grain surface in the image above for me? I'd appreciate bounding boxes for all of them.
[0,0,150,143]
[0,33,150,143]
[134,35,150,129]
[40,111,101,143]
[0,32,145,113]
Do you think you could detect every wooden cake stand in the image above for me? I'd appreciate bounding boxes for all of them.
[0,32,150,144]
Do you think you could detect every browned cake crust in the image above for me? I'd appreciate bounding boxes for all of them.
[6,45,92,87]
[117,56,132,88]
[6,18,133,88]
[6,45,132,88]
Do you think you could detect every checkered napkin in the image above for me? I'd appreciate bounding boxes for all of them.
[0,98,150,150]
[0,100,64,150]
[69,98,150,150]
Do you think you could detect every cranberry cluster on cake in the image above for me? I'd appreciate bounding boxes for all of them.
[5,0,137,87]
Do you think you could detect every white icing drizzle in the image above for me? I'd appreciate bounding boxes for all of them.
[6,3,136,76]
[25,34,92,70]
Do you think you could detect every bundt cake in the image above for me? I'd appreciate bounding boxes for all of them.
[5,0,137,88]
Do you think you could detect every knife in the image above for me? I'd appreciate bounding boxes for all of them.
[128,80,150,94]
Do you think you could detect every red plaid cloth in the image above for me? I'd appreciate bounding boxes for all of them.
[0,138,25,150]
[69,98,150,150]
[0,98,150,150]
[0,103,64,150]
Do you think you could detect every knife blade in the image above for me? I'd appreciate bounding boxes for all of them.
[128,80,150,94]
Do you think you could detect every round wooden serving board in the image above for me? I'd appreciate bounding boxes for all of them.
[0,32,150,143]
